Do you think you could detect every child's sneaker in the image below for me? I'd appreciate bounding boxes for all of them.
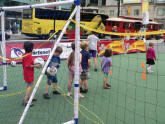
[106,83,111,88]
[83,89,88,93]
[103,86,111,89]
[80,87,84,93]
[32,98,37,102]
[22,101,34,107]
[53,90,61,95]
[67,92,72,97]
[79,93,84,98]
[43,93,50,99]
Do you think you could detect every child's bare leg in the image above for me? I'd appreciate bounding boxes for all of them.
[45,85,50,94]
[80,79,83,88]
[84,80,88,89]
[53,83,57,91]
[94,57,97,70]
[68,73,73,92]
[103,77,107,88]
[24,85,32,102]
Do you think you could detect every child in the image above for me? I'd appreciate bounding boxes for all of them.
[87,32,100,71]
[146,42,156,73]
[80,41,91,93]
[43,46,63,99]
[67,42,84,98]
[22,41,41,106]
[101,48,112,89]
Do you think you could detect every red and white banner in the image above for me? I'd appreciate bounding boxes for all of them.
[5,41,73,63]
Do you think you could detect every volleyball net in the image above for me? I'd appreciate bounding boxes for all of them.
[0,1,165,124]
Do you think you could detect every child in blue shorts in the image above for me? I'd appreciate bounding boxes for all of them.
[43,46,63,99]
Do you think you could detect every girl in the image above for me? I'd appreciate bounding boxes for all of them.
[146,42,156,73]
[101,48,112,89]
[67,42,84,98]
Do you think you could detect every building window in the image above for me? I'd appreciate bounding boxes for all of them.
[121,8,128,16]
[134,9,139,16]
[100,10,105,14]
[110,10,114,16]
[90,0,98,6]
[157,8,165,16]
[102,0,106,5]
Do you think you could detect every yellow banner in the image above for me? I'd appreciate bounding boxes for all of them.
[142,0,149,14]
[99,41,124,55]
[127,40,146,53]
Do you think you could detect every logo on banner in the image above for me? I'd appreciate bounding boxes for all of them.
[11,48,51,58]
[11,48,25,58]
[32,48,51,56]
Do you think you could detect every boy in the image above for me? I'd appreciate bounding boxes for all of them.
[22,41,41,106]
[43,46,63,99]
[80,41,91,93]
[87,32,99,71]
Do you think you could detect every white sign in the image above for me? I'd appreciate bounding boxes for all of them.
[57,42,72,59]
[32,48,51,56]
[11,48,25,59]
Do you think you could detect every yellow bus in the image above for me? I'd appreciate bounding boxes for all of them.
[22,8,108,39]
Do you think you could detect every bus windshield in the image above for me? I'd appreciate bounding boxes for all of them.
[23,9,32,19]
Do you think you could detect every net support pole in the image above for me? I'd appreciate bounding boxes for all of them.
[18,6,77,124]
[2,0,74,10]
[74,0,80,124]
[1,10,7,90]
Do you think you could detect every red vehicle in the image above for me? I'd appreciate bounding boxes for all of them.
[105,16,164,40]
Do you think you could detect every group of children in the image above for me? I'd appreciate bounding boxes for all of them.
[22,39,156,106]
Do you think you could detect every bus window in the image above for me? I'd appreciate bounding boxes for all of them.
[123,23,128,29]
[108,21,111,26]
[112,21,116,26]
[23,9,32,19]
[35,8,70,20]
[153,25,158,30]
[135,22,141,31]
[129,23,134,29]
[116,22,120,27]
[147,24,151,30]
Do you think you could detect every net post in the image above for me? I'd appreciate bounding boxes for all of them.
[1,10,7,90]
[74,0,80,124]
[18,6,78,124]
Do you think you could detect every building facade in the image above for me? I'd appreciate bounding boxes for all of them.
[83,0,165,26]
[0,0,45,33]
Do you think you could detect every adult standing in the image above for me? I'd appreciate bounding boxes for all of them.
[87,32,100,71]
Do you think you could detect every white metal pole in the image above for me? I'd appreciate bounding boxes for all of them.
[2,0,74,10]
[18,6,78,124]
[74,3,80,124]
[1,10,7,90]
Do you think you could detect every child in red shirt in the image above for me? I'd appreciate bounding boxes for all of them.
[22,41,41,106]
[146,42,156,73]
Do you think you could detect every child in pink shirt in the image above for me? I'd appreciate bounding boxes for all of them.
[146,42,156,73]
